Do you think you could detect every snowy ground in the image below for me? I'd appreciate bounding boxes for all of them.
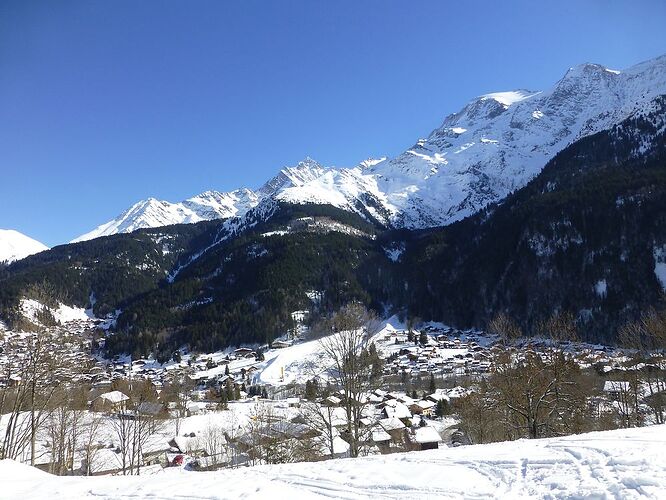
[2,425,665,499]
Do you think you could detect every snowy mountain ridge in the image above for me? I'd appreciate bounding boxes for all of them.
[0,229,49,263]
[72,189,259,243]
[72,54,666,242]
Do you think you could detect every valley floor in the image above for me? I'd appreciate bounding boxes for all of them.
[2,424,665,499]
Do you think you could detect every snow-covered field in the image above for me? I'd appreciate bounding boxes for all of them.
[2,425,664,499]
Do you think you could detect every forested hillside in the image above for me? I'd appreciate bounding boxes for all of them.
[1,97,665,355]
[401,96,666,342]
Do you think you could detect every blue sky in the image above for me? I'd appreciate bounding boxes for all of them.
[1,0,665,246]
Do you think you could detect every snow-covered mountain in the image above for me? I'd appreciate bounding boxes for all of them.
[72,189,258,243]
[368,56,666,227]
[0,229,49,263]
[278,55,666,228]
[73,54,666,241]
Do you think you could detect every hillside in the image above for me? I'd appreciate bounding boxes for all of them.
[401,95,666,342]
[0,221,221,322]
[2,95,666,352]
[107,204,395,358]
[2,424,664,499]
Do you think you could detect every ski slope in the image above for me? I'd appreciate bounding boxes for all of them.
[2,425,664,499]
[257,336,332,385]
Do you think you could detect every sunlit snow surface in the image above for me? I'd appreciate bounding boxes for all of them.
[1,425,665,499]
[0,229,48,263]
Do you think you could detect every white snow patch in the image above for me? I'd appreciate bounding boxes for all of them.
[654,246,666,291]
[480,90,538,106]
[594,279,608,298]
[384,243,405,262]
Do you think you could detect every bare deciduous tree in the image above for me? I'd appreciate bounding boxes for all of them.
[319,303,381,458]
[488,312,522,346]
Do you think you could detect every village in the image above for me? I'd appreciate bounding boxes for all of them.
[1,301,663,477]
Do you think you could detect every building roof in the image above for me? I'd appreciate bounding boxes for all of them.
[137,401,163,415]
[97,390,129,404]
[372,428,392,443]
[383,402,411,420]
[379,417,406,432]
[604,381,630,392]
[414,426,441,444]
[414,400,436,410]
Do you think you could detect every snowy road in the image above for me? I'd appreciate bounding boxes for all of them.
[2,425,665,499]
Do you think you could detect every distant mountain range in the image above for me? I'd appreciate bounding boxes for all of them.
[70,54,666,242]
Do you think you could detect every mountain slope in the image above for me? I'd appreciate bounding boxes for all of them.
[361,55,666,228]
[0,221,221,321]
[400,94,666,342]
[107,203,394,358]
[71,189,258,243]
[0,230,48,264]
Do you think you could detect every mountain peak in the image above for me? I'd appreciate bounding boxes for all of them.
[257,158,328,198]
[0,229,49,263]
[562,62,621,80]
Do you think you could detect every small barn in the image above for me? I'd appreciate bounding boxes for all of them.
[413,426,441,451]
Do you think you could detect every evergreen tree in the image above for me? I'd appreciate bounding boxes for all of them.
[435,399,448,418]
[305,379,317,401]
[429,373,436,394]
[419,330,428,345]
[225,379,235,401]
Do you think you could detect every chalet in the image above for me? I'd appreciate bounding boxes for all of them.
[412,426,441,451]
[410,400,436,416]
[325,395,342,406]
[186,401,207,416]
[286,397,301,408]
[381,401,412,420]
[92,390,129,412]
[170,435,208,456]
[603,380,630,399]
[271,339,292,349]
[378,417,407,443]
[371,428,392,449]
